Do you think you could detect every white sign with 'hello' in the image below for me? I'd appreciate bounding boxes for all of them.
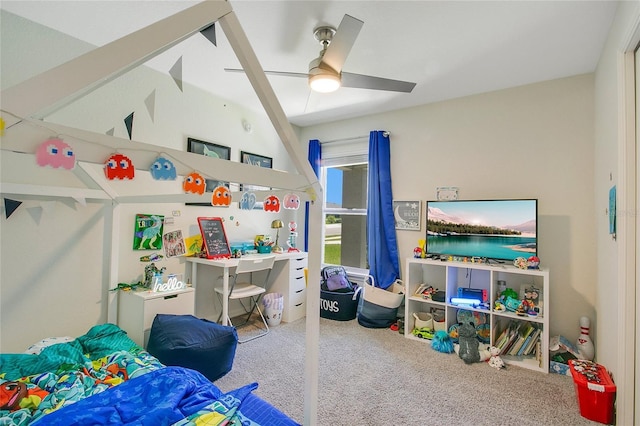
[153,274,186,292]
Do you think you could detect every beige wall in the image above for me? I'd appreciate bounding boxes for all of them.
[0,11,301,352]
[593,1,640,421]
[300,74,596,341]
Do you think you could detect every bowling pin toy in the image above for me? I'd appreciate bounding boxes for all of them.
[576,316,595,361]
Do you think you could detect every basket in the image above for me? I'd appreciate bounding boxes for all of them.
[413,312,433,329]
[361,278,404,309]
[320,287,362,321]
[357,277,404,328]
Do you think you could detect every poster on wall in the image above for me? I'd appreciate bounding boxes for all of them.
[187,138,231,206]
[133,214,164,250]
[240,151,272,209]
[163,230,186,258]
[393,201,421,231]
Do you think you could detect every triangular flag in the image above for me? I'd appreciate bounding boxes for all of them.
[40,201,56,215]
[4,198,22,218]
[106,127,115,136]
[200,23,216,46]
[170,57,183,92]
[124,112,134,140]
[26,206,43,224]
[144,90,156,122]
[72,197,87,207]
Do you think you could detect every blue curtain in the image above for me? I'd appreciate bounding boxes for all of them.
[367,131,400,289]
[304,139,322,252]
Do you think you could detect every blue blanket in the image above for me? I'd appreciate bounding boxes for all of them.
[1,324,299,425]
[32,367,298,426]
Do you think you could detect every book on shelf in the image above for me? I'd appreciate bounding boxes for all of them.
[522,329,541,355]
[517,334,532,356]
[496,320,539,356]
[499,322,520,355]
[509,323,533,356]
[494,326,510,350]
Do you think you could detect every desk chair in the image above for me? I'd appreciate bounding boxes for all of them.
[215,255,276,343]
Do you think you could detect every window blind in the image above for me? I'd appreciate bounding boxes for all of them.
[320,137,368,166]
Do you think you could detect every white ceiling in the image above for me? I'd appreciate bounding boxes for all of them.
[1,1,618,128]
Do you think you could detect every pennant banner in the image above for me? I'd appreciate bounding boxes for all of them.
[72,197,87,207]
[200,23,216,46]
[26,206,43,224]
[170,57,183,92]
[145,90,156,122]
[40,201,57,215]
[4,198,22,219]
[124,112,134,140]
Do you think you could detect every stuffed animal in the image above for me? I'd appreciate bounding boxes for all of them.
[457,322,481,364]
[143,263,166,288]
[431,330,454,354]
[488,346,505,370]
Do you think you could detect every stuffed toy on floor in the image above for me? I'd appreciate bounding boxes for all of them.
[453,322,491,364]
[431,330,454,354]
[488,346,505,370]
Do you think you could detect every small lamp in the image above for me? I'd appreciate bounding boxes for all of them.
[271,220,284,253]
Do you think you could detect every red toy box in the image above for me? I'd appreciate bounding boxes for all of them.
[568,359,616,424]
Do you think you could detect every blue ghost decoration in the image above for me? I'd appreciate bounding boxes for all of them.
[239,192,257,210]
[150,156,177,180]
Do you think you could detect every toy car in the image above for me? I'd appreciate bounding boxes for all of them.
[412,327,435,339]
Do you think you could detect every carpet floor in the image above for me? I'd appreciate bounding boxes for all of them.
[214,316,603,425]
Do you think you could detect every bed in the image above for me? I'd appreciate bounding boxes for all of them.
[0,1,324,423]
[0,323,299,425]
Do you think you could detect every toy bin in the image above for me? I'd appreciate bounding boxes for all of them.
[568,359,616,424]
[320,287,361,321]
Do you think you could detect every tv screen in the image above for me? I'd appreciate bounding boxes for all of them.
[426,199,537,261]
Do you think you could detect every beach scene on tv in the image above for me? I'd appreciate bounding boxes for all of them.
[426,200,537,261]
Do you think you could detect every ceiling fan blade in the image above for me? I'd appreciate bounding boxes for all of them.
[224,68,309,79]
[321,14,364,73]
[341,72,416,93]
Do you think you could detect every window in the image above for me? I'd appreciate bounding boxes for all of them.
[321,139,368,272]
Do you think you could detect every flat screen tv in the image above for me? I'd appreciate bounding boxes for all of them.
[425,199,537,262]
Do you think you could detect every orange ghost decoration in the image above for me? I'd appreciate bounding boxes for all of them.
[183,172,206,194]
[211,185,231,206]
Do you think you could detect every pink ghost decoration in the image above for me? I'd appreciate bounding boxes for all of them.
[36,138,76,170]
[283,193,300,210]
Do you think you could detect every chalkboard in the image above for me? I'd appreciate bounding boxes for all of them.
[197,217,231,259]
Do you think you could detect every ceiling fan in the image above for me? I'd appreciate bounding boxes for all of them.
[225,14,416,94]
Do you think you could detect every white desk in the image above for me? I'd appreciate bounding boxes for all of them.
[185,252,307,325]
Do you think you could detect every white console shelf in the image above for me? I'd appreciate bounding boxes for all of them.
[404,258,549,373]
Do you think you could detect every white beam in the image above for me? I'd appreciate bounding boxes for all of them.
[1,0,232,120]
[0,183,110,201]
[218,12,320,202]
[1,118,306,192]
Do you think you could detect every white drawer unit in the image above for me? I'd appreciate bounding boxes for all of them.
[269,253,308,323]
[117,287,195,348]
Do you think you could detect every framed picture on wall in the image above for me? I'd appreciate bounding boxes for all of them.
[187,138,231,206]
[393,200,421,231]
[240,151,273,210]
[133,214,165,250]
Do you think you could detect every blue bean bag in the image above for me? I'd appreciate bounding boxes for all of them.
[147,314,238,382]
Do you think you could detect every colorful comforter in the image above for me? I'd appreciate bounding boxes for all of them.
[0,324,299,426]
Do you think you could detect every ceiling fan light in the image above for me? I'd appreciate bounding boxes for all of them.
[309,73,341,93]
